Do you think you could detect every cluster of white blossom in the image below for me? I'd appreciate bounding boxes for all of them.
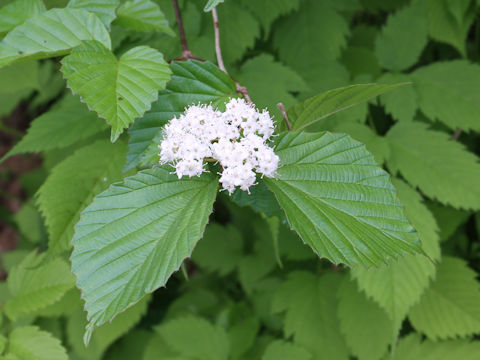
[159,98,279,194]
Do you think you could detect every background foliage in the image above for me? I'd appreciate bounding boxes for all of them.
[1,0,480,359]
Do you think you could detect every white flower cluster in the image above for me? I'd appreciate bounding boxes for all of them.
[159,98,279,194]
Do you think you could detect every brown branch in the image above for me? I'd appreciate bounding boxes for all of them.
[171,0,200,60]
[452,127,462,141]
[277,102,292,131]
[211,7,253,105]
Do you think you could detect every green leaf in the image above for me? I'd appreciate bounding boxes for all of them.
[0,0,46,35]
[0,61,39,95]
[273,272,349,360]
[4,252,75,320]
[36,140,127,255]
[262,341,311,360]
[408,257,480,340]
[7,326,67,360]
[3,95,107,161]
[391,178,440,260]
[393,334,480,360]
[352,254,435,333]
[375,1,428,72]
[61,40,171,141]
[0,8,111,68]
[230,180,283,218]
[157,316,230,360]
[378,73,417,122]
[67,0,119,28]
[70,167,218,342]
[425,0,475,56]
[192,223,243,276]
[287,83,408,131]
[67,296,150,360]
[115,0,173,35]
[273,0,349,72]
[412,60,480,132]
[264,131,422,267]
[210,2,259,64]
[125,60,236,171]
[204,0,224,12]
[427,203,470,242]
[351,179,437,332]
[386,121,480,210]
[337,277,392,360]
[237,54,307,119]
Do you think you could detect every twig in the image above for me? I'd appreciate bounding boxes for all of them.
[171,0,201,60]
[452,127,462,141]
[212,7,227,73]
[277,102,292,131]
[211,7,253,104]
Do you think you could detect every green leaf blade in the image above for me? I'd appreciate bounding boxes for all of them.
[36,140,127,255]
[287,83,409,131]
[67,0,120,28]
[0,8,111,68]
[125,60,236,171]
[61,41,172,141]
[0,0,46,35]
[70,167,218,339]
[115,0,173,35]
[264,131,422,267]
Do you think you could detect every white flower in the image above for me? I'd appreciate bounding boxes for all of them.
[158,98,280,194]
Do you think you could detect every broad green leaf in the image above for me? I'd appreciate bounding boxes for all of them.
[378,73,417,122]
[7,326,67,360]
[237,54,308,119]
[71,167,218,342]
[375,1,428,72]
[341,46,381,79]
[352,254,435,333]
[204,0,224,12]
[14,199,46,244]
[143,333,181,360]
[0,335,5,355]
[392,334,480,360]
[67,0,119,28]
[425,0,475,56]
[391,179,440,260]
[412,60,480,132]
[125,60,236,171]
[228,316,260,360]
[204,2,259,64]
[264,131,422,267]
[67,296,150,360]
[273,0,349,74]
[192,224,243,276]
[157,316,230,360]
[273,272,349,360]
[61,40,171,141]
[0,0,45,35]
[351,178,437,333]
[408,257,480,340]
[0,8,110,68]
[337,277,392,360]
[427,203,470,242]
[287,83,408,131]
[4,252,75,320]
[115,0,173,35]
[386,121,480,210]
[36,140,126,255]
[262,341,311,360]
[230,180,283,218]
[239,0,300,35]
[331,122,390,165]
[3,95,107,161]
[0,60,39,96]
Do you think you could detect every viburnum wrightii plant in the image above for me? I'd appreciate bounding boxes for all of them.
[0,0,480,359]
